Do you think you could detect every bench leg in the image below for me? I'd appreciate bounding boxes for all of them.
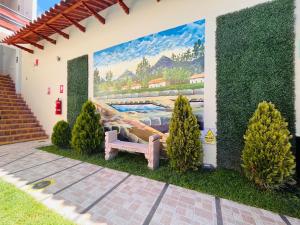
[105,146,118,160]
[105,130,118,161]
[146,135,160,170]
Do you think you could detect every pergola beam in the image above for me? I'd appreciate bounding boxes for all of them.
[32,31,57,45]
[61,13,86,32]
[11,43,34,54]
[45,24,69,39]
[82,1,105,24]
[20,38,44,49]
[118,0,129,15]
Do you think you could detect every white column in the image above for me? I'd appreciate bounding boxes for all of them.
[203,15,217,167]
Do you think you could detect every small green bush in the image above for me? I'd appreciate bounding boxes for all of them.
[166,95,203,173]
[51,120,71,148]
[242,101,296,190]
[71,101,104,155]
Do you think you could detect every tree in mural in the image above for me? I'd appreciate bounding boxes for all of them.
[163,67,191,85]
[94,69,101,85]
[136,57,151,86]
[105,70,113,82]
[193,39,205,59]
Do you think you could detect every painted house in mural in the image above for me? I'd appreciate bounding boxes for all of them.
[190,74,205,84]
[148,78,167,88]
[93,19,206,143]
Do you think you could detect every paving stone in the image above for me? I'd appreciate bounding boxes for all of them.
[286,216,300,225]
[42,168,128,220]
[77,175,165,225]
[0,151,62,175]
[9,157,80,184]
[0,149,36,167]
[221,198,287,225]
[150,184,217,225]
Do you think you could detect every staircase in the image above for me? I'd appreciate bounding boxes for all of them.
[0,75,48,145]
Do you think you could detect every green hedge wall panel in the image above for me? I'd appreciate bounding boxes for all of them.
[216,0,295,170]
[67,55,89,128]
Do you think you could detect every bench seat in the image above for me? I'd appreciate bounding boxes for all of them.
[105,130,161,170]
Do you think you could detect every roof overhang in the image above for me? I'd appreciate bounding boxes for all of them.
[1,0,141,54]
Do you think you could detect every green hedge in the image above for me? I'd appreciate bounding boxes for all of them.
[216,0,295,170]
[67,55,89,128]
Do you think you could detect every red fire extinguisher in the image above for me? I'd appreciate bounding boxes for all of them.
[55,98,62,115]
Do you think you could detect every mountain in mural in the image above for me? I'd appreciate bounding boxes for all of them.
[149,55,204,76]
[150,56,175,74]
[118,70,136,81]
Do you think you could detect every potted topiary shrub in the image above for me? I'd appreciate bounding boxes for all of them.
[51,120,71,148]
[71,100,104,155]
[242,101,296,190]
[166,95,203,173]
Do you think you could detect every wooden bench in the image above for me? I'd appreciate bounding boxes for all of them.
[105,130,160,170]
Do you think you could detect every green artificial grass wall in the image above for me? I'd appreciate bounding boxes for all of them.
[216,0,295,170]
[67,55,89,128]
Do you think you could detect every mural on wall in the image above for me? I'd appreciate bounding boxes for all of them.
[93,19,205,143]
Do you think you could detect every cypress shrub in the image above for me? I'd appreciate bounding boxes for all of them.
[242,101,296,190]
[71,100,104,155]
[51,120,71,148]
[166,95,203,173]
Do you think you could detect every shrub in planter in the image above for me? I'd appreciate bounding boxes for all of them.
[71,100,104,155]
[242,101,296,190]
[166,95,203,173]
[51,120,71,148]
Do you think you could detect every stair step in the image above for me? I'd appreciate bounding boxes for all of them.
[0,131,47,142]
[0,90,17,95]
[0,85,15,88]
[0,82,14,87]
[0,98,24,103]
[0,127,43,136]
[0,94,19,99]
[0,135,48,146]
[0,114,35,120]
[0,110,32,115]
[0,102,28,108]
[0,118,37,124]
[0,102,26,107]
[0,105,29,111]
[0,123,40,130]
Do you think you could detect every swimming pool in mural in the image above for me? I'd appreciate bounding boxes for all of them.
[93,19,205,143]
[111,104,166,113]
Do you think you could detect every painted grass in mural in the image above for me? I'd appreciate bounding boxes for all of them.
[93,19,205,143]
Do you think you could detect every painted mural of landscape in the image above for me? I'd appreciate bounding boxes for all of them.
[93,19,205,143]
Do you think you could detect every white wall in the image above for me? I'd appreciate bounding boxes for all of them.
[21,0,279,167]
[296,0,300,137]
[0,45,21,93]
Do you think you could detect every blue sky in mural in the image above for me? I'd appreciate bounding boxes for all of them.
[94,19,205,69]
[37,0,60,16]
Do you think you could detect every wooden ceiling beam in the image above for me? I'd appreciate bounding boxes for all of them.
[11,43,34,54]
[45,24,69,39]
[19,38,44,49]
[82,1,105,24]
[32,31,56,44]
[118,0,129,14]
[61,13,86,32]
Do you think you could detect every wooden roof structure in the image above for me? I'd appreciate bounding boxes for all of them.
[2,0,160,54]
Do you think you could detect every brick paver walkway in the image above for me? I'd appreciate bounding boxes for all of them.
[0,141,299,225]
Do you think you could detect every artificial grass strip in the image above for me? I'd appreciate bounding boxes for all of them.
[39,145,300,219]
[0,179,75,225]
